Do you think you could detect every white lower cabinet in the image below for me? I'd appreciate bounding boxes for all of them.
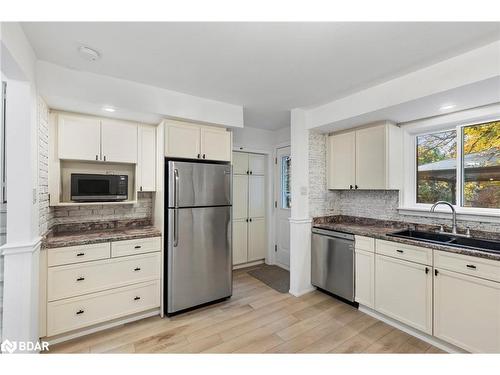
[434,268,500,353]
[355,249,375,308]
[43,237,161,337]
[248,218,266,262]
[374,254,433,334]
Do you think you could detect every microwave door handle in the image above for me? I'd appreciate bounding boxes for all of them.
[173,169,179,247]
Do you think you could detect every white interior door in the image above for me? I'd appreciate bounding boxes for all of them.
[275,146,291,269]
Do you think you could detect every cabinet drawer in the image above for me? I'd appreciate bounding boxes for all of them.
[48,243,111,267]
[355,235,375,252]
[47,280,160,336]
[434,251,500,283]
[111,237,161,257]
[48,253,161,301]
[376,239,432,266]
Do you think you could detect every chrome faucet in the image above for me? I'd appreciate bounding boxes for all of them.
[430,201,457,235]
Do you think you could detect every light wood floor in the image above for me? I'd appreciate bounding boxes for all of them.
[48,267,445,354]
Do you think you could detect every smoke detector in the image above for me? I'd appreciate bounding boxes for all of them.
[78,45,100,61]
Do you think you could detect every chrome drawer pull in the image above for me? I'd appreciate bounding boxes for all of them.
[76,309,85,315]
[134,267,141,271]
[76,277,85,281]
[134,296,141,301]
[466,264,477,269]
[396,249,404,253]
[76,252,85,257]
[134,245,142,249]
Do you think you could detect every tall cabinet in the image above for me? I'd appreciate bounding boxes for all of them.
[232,152,267,266]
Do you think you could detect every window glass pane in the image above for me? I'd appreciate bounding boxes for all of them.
[280,155,291,209]
[416,130,457,204]
[462,121,500,209]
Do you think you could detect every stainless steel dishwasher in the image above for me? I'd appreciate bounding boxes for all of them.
[311,227,355,302]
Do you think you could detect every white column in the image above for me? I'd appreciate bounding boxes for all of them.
[289,109,314,297]
[1,78,40,352]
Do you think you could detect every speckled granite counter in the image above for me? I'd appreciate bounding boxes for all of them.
[313,215,500,262]
[42,219,162,249]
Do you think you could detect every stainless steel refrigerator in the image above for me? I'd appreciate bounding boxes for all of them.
[165,160,232,315]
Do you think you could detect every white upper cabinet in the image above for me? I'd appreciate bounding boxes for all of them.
[201,128,232,161]
[58,114,101,161]
[327,131,356,189]
[248,175,265,218]
[327,121,402,190]
[101,120,138,163]
[137,125,156,192]
[165,121,201,159]
[164,120,232,162]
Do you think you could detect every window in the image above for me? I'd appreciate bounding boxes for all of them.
[414,120,499,210]
[280,155,291,209]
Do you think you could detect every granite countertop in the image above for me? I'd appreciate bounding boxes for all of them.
[313,215,500,262]
[42,220,162,249]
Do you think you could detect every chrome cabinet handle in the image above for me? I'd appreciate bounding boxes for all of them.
[173,168,179,247]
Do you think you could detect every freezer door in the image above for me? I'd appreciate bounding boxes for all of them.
[167,161,231,207]
[311,232,354,301]
[167,206,232,313]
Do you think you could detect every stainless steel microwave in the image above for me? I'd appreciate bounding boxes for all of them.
[71,173,128,202]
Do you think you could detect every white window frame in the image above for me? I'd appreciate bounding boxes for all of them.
[399,104,500,223]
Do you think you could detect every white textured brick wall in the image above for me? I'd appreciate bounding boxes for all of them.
[38,96,52,235]
[51,192,153,226]
[308,131,500,232]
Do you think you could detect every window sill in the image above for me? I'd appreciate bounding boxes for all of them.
[398,206,500,224]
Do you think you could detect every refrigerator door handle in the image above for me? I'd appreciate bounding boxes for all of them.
[173,168,179,247]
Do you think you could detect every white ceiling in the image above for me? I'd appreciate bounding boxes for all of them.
[22,22,500,130]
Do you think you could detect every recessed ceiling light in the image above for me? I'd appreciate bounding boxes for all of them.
[102,106,116,113]
[440,104,456,111]
[78,45,100,61]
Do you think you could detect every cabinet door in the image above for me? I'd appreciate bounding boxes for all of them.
[233,152,249,175]
[355,249,375,308]
[233,175,248,220]
[249,154,266,175]
[233,219,248,265]
[58,114,101,161]
[101,120,138,163]
[248,175,265,218]
[165,122,201,159]
[375,254,432,334]
[355,125,386,189]
[434,269,500,353]
[138,125,156,192]
[327,132,356,189]
[201,128,232,161]
[248,218,266,261]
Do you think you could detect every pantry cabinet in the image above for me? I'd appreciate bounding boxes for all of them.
[327,121,402,190]
[137,125,156,192]
[232,151,267,266]
[164,120,232,162]
[374,254,433,334]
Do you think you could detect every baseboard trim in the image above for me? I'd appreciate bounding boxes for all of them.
[358,305,466,353]
[233,259,265,270]
[43,309,160,346]
[289,286,316,297]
